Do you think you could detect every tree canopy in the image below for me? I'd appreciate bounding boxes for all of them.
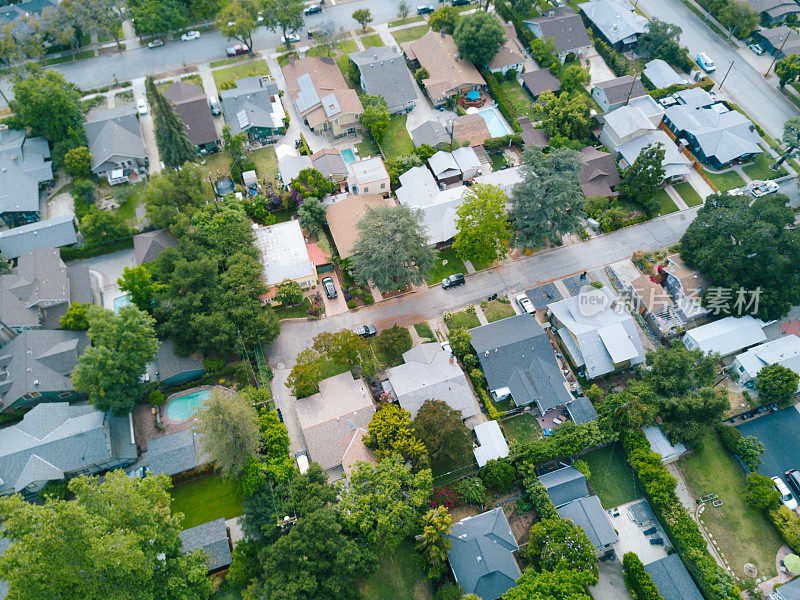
[453,11,505,66]
[352,8,373,32]
[143,163,209,234]
[428,5,460,34]
[262,0,304,47]
[453,183,510,266]
[297,198,327,234]
[146,76,197,168]
[755,363,799,408]
[365,404,429,468]
[217,0,259,50]
[502,567,594,600]
[412,399,472,467]
[359,93,390,144]
[196,388,261,478]
[643,344,716,398]
[533,90,591,147]
[527,517,599,581]
[617,143,666,216]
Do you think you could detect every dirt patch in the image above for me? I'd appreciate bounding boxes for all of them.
[505,504,535,546]
[413,579,434,600]
[46,192,74,219]
[450,504,481,523]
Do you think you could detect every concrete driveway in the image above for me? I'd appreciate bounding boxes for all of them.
[271,368,308,455]
[590,559,633,600]
[736,405,800,479]
[132,77,161,174]
[319,278,350,316]
[67,247,136,308]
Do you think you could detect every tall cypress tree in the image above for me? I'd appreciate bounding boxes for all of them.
[145,77,197,168]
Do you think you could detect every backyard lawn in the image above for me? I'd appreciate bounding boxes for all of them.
[170,474,243,529]
[742,152,787,180]
[653,188,679,215]
[582,445,641,509]
[499,80,536,118]
[196,146,279,197]
[445,310,480,330]
[212,59,270,89]
[483,299,515,322]
[489,152,507,171]
[705,168,745,192]
[500,413,542,445]
[355,138,380,158]
[361,34,385,48]
[426,248,467,285]
[391,25,430,44]
[678,431,783,578]
[672,181,703,207]
[359,542,433,600]
[380,114,414,160]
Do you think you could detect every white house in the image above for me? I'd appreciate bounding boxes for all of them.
[731,335,800,386]
[253,220,317,289]
[473,420,510,467]
[682,316,767,357]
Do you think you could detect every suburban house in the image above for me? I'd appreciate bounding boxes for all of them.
[0,402,136,496]
[147,427,209,477]
[663,98,763,169]
[579,0,648,49]
[311,148,348,183]
[0,0,57,22]
[469,314,575,415]
[294,372,376,481]
[451,114,492,147]
[0,248,70,341]
[520,69,562,100]
[133,229,178,265]
[591,75,648,112]
[0,214,79,260]
[278,155,313,188]
[282,56,363,138]
[754,26,800,59]
[384,342,479,419]
[488,23,525,75]
[731,335,800,388]
[410,120,451,149]
[446,508,521,600]
[767,577,800,600]
[452,146,482,180]
[540,466,618,551]
[163,80,220,153]
[644,554,704,600]
[145,341,205,387]
[346,156,390,195]
[83,105,147,184]
[349,46,417,114]
[661,253,709,323]
[524,7,592,62]
[427,147,482,186]
[473,420,510,467]
[643,59,688,89]
[742,0,800,25]
[401,31,486,107]
[547,286,647,379]
[519,116,550,147]
[0,330,90,411]
[179,519,232,575]
[0,128,53,227]
[683,316,767,357]
[220,76,286,142]
[253,220,317,291]
[579,146,620,198]
[327,194,396,259]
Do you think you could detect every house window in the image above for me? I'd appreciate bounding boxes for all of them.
[380,183,385,189]
[335,118,339,125]
[363,186,369,193]
[738,366,745,373]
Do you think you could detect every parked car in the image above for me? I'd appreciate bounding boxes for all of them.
[295,450,309,474]
[304,3,322,14]
[354,324,377,337]
[441,273,465,289]
[516,292,535,314]
[321,276,337,299]
[748,42,765,55]
[772,476,798,511]
[417,4,434,13]
[136,98,148,115]
[226,43,249,56]
[208,96,221,116]
[147,39,164,49]
[696,52,716,72]
[181,30,201,41]
[787,469,800,496]
[282,32,301,44]
[452,0,470,4]
[751,180,779,197]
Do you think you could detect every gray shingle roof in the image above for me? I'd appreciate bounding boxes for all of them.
[349,46,417,113]
[0,214,79,259]
[644,554,704,600]
[470,314,574,412]
[0,128,53,216]
[525,7,592,55]
[83,105,146,172]
[447,508,520,600]
[520,69,562,97]
[410,120,450,148]
[594,75,647,107]
[133,229,178,265]
[152,340,204,383]
[147,427,208,476]
[643,59,687,89]
[0,247,69,330]
[566,396,598,424]
[538,466,589,507]
[162,80,219,147]
[579,0,647,45]
[557,495,618,548]
[220,76,283,135]
[179,518,232,571]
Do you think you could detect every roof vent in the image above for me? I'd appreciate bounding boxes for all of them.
[33,379,39,386]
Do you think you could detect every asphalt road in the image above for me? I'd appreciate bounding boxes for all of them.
[636,0,798,139]
[737,406,800,479]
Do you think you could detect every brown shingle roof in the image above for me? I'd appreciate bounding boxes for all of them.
[579,146,619,198]
[341,428,377,478]
[282,56,363,128]
[518,116,549,147]
[526,8,591,55]
[452,114,492,147]
[163,81,219,146]
[488,24,524,71]
[327,193,396,258]
[630,275,671,313]
[520,69,562,97]
[594,75,647,107]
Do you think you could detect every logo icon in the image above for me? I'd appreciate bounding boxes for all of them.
[576,285,609,317]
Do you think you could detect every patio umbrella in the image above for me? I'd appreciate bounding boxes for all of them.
[785,553,800,573]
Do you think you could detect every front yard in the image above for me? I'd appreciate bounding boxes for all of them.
[672,181,703,207]
[361,34,385,48]
[653,188,679,215]
[391,24,430,44]
[212,59,271,89]
[444,309,481,330]
[582,444,641,509]
[425,248,467,285]
[170,473,243,529]
[483,299,515,322]
[705,168,745,192]
[742,152,788,180]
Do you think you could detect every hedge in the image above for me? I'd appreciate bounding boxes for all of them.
[595,40,631,77]
[510,420,616,466]
[518,462,558,519]
[60,236,134,261]
[623,552,664,600]
[768,505,800,554]
[717,425,742,455]
[483,133,524,150]
[478,67,522,133]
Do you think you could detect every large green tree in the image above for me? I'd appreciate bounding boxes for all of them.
[717,1,758,39]
[416,506,452,579]
[142,163,208,234]
[196,388,261,478]
[453,183,510,266]
[67,0,125,49]
[262,0,304,48]
[617,143,666,216]
[359,93,390,144]
[643,344,716,398]
[560,64,591,95]
[453,11,505,66]
[350,204,437,292]
[217,0,259,52]
[679,192,800,320]
[503,567,594,600]
[637,19,688,71]
[428,5,460,34]
[412,399,472,468]
[533,90,591,147]
[352,8,373,32]
[146,76,197,168]
[297,198,327,234]
[755,363,799,408]
[774,116,800,169]
[80,210,131,246]
[71,305,158,415]
[64,146,92,179]
[510,146,584,250]
[129,0,187,39]
[118,265,165,313]
[650,388,730,447]
[776,54,800,88]
[527,517,598,581]
[365,404,429,468]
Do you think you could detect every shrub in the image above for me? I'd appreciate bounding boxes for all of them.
[482,133,523,150]
[470,368,486,390]
[623,552,664,600]
[452,477,487,505]
[595,40,631,76]
[346,299,357,309]
[572,458,591,480]
[717,425,742,455]
[480,459,517,492]
[505,68,517,80]
[479,389,501,420]
[744,473,780,512]
[435,583,464,600]
[518,462,558,519]
[40,479,70,500]
[149,390,165,406]
[769,505,800,553]
[204,356,226,375]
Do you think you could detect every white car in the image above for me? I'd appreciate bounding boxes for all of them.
[773,476,798,511]
[282,33,301,44]
[136,98,148,115]
[748,43,765,55]
[750,180,779,198]
[146,39,164,49]
[697,52,716,73]
[181,30,201,41]
[515,293,535,314]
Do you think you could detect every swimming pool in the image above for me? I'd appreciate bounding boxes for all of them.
[112,294,132,313]
[341,148,357,164]
[165,388,212,421]
[478,106,513,138]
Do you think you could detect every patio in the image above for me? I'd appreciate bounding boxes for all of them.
[537,405,569,434]
[609,498,670,564]
[457,88,487,109]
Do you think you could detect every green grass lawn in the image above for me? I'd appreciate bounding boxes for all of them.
[355,138,380,158]
[380,113,414,160]
[426,248,467,285]
[388,16,425,27]
[499,79,536,118]
[275,297,311,319]
[317,358,351,380]
[500,412,542,445]
[742,152,788,180]
[489,152,507,171]
[413,321,435,340]
[582,445,641,509]
[673,181,704,207]
[483,299,515,322]
[170,474,243,529]
[210,54,252,68]
[361,34,385,48]
[371,327,413,365]
[653,188,679,215]
[250,146,279,180]
[212,59,270,89]
[678,431,783,578]
[359,541,433,600]
[470,254,497,271]
[705,168,746,192]
[445,310,481,330]
[391,24,430,44]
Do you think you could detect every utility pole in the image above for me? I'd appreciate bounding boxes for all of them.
[624,72,640,105]
[765,33,790,77]
[719,60,734,89]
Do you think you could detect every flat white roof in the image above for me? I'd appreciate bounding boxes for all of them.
[253,220,315,286]
[473,420,509,467]
[598,323,639,364]
[683,315,766,356]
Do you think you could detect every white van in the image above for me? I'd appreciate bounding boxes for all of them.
[295,450,309,474]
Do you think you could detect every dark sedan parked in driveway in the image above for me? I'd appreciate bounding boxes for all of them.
[322,276,337,299]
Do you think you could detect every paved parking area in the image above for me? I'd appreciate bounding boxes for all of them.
[609,498,670,564]
[737,406,800,479]
[525,282,562,311]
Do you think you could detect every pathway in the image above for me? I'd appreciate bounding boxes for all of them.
[474,305,489,325]
[122,19,140,49]
[131,77,161,174]
[665,185,688,210]
[685,168,716,199]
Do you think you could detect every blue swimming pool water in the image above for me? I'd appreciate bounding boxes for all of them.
[341,148,356,163]
[478,107,513,138]
[166,388,212,421]
[112,294,132,313]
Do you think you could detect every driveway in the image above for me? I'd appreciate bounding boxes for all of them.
[132,77,161,174]
[271,368,308,455]
[67,247,136,308]
[590,559,633,600]
[585,49,616,85]
[736,405,800,479]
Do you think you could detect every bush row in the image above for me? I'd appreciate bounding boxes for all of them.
[595,40,632,77]
[622,552,664,600]
[768,505,800,554]
[60,236,134,261]
[479,67,522,133]
[510,419,615,466]
[483,133,524,151]
[517,462,558,519]
[494,0,535,48]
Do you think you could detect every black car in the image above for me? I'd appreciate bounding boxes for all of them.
[322,276,337,299]
[303,3,322,14]
[417,4,434,14]
[441,273,465,289]
[452,0,470,5]
[354,324,377,338]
